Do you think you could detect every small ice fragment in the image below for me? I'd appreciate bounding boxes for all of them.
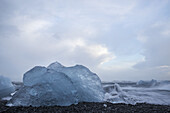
[103,104,107,107]
[1,96,12,101]
[6,103,14,107]
[11,91,17,96]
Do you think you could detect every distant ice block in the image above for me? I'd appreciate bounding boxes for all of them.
[47,62,104,102]
[0,75,15,98]
[136,79,158,87]
[11,62,104,106]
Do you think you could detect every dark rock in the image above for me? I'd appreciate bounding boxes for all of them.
[0,101,170,113]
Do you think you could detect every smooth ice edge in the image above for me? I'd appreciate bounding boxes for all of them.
[47,62,104,102]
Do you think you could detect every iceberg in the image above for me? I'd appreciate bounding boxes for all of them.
[10,62,104,106]
[0,75,15,98]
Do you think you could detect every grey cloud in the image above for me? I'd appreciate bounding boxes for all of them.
[134,22,170,69]
[0,0,170,81]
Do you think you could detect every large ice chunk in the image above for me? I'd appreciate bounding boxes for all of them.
[10,62,104,106]
[0,75,15,98]
[10,66,78,106]
[47,61,104,102]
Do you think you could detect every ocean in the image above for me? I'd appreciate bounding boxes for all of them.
[102,80,170,105]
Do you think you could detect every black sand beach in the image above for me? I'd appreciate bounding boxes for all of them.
[1,100,170,113]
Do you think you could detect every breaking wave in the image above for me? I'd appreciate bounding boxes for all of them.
[102,80,170,105]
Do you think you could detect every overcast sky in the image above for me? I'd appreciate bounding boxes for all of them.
[0,0,170,81]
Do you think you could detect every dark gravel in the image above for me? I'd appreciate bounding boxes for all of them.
[0,100,170,113]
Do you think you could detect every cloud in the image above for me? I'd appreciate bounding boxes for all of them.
[135,21,170,68]
[1,0,127,81]
[0,0,170,81]
[0,5,115,80]
[0,24,115,80]
[130,21,170,81]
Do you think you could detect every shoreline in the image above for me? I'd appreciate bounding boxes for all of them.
[1,100,170,113]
